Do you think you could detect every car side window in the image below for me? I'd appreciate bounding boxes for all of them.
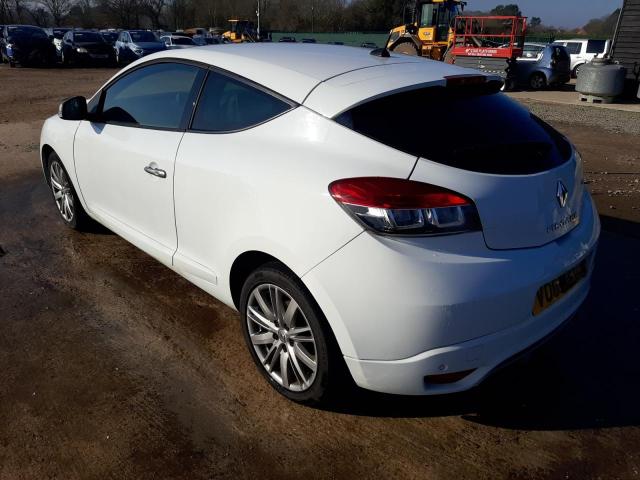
[100,62,205,130]
[566,42,582,55]
[586,39,606,54]
[191,71,293,132]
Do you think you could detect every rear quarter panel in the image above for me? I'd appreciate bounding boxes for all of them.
[173,106,418,308]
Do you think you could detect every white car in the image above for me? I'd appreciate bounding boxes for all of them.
[552,39,611,77]
[40,44,600,404]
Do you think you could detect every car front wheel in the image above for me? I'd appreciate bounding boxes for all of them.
[240,263,343,405]
[47,152,92,230]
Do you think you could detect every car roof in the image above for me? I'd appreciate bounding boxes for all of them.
[123,43,485,110]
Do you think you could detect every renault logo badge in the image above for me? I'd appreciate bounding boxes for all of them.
[556,181,569,208]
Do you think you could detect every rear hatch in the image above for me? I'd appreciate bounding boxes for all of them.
[331,82,583,250]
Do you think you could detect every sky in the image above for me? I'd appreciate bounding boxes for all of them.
[468,0,623,28]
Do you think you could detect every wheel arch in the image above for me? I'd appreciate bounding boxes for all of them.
[228,249,354,358]
[41,144,57,185]
[389,35,421,53]
[229,250,282,310]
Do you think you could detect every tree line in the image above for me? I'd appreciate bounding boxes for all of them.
[0,0,620,38]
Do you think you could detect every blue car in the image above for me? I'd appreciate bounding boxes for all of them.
[114,30,166,65]
[514,43,571,90]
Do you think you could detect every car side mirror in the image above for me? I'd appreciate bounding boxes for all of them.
[58,96,87,121]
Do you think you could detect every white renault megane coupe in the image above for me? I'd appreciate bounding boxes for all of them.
[40,44,600,404]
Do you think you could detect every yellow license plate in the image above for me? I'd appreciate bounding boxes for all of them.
[532,260,588,316]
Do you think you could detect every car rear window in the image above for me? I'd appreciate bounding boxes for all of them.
[551,46,570,61]
[334,86,572,175]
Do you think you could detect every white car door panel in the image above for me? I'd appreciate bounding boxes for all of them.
[74,122,183,264]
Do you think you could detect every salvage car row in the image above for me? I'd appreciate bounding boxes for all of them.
[0,24,218,68]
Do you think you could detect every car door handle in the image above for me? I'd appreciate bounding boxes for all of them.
[144,164,166,178]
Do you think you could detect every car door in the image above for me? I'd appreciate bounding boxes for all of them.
[172,69,295,293]
[566,42,583,70]
[74,61,206,265]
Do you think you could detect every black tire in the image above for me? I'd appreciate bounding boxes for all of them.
[573,63,583,78]
[529,72,547,90]
[239,262,347,405]
[390,39,419,56]
[46,152,93,230]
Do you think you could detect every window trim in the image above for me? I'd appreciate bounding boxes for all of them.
[186,64,298,135]
[91,57,298,134]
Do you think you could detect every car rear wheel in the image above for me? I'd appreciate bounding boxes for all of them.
[573,64,583,78]
[529,72,547,90]
[47,153,93,230]
[240,263,344,405]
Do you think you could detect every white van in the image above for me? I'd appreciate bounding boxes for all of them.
[552,39,611,77]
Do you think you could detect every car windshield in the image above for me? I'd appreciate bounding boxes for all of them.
[102,33,118,41]
[335,86,572,175]
[130,31,157,42]
[8,26,48,40]
[173,36,193,45]
[74,32,104,43]
[52,29,69,39]
[523,45,544,58]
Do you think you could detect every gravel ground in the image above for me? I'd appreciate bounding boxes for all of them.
[1,65,640,479]
[519,99,640,135]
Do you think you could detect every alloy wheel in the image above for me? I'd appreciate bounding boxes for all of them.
[530,73,546,90]
[246,284,318,392]
[50,161,74,222]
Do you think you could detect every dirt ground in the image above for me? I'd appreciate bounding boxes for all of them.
[1,66,640,480]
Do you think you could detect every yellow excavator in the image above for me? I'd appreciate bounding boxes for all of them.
[386,0,466,60]
[222,19,257,43]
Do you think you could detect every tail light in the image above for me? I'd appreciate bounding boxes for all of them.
[329,177,481,236]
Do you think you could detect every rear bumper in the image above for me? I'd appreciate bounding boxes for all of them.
[343,270,591,395]
[548,71,571,85]
[303,192,600,395]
